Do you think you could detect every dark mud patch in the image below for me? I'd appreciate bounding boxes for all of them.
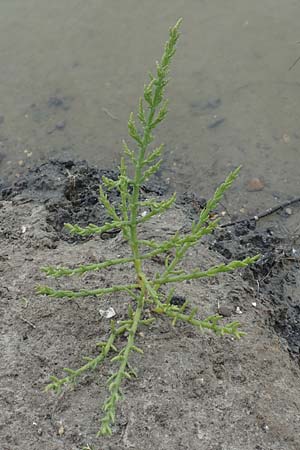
[1,159,167,240]
[210,220,300,360]
[1,159,119,240]
[1,162,300,450]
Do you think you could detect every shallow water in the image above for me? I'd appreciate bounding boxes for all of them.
[0,0,300,219]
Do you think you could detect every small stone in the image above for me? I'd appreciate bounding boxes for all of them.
[218,305,234,317]
[246,177,264,192]
[207,117,225,129]
[55,120,66,130]
[285,207,292,215]
[58,422,65,436]
[47,120,66,134]
[99,307,116,319]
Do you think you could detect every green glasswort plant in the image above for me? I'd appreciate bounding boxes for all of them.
[38,19,259,437]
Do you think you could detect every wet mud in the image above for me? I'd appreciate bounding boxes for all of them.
[210,224,300,359]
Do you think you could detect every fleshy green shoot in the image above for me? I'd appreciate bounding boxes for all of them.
[37,19,259,437]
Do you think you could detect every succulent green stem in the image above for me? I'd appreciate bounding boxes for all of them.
[99,293,145,436]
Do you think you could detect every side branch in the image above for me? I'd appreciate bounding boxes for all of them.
[42,256,136,278]
[65,220,130,237]
[154,255,260,285]
[45,322,129,393]
[163,307,245,338]
[37,284,139,298]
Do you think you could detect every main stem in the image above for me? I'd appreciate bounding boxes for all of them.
[129,111,156,283]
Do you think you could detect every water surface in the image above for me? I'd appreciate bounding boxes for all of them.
[0,0,300,223]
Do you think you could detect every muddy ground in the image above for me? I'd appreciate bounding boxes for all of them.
[1,160,300,450]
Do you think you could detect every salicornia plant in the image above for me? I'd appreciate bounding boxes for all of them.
[38,19,259,437]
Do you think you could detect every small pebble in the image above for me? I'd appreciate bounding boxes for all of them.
[207,117,225,129]
[99,307,116,319]
[47,120,66,134]
[58,422,65,436]
[218,305,234,317]
[55,120,66,130]
[246,177,264,192]
[285,207,292,215]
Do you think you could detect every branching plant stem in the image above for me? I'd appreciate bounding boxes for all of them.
[38,19,259,437]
